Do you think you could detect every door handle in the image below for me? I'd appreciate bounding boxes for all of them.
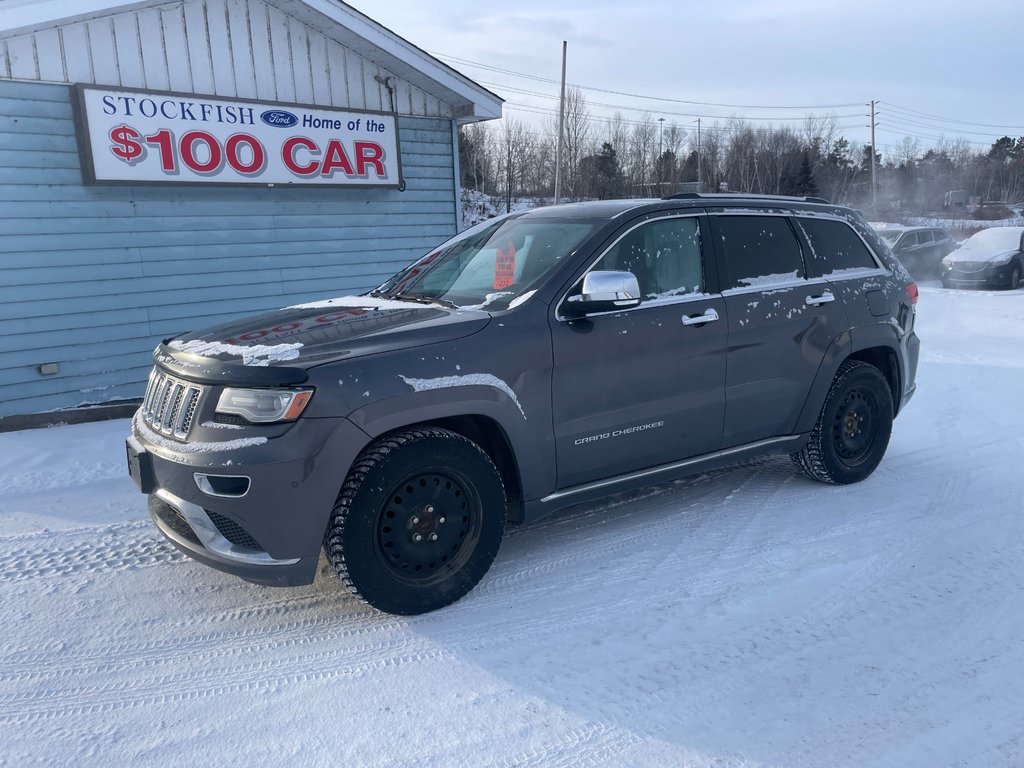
[805,291,835,306]
[681,308,719,326]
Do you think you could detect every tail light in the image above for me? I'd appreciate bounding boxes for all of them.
[905,282,918,305]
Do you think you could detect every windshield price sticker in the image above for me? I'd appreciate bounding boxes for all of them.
[493,240,517,290]
[75,85,402,187]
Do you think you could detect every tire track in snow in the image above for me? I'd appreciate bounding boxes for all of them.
[487,457,888,607]
[0,523,186,583]
[491,722,643,768]
[0,575,671,726]
[663,471,969,761]
[0,643,452,726]
[0,456,952,733]
[0,492,878,729]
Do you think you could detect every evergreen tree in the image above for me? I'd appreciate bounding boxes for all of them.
[796,152,818,196]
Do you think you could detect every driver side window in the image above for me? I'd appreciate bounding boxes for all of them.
[594,216,705,299]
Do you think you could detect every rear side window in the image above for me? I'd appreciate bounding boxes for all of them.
[716,215,805,289]
[917,230,934,243]
[798,218,879,277]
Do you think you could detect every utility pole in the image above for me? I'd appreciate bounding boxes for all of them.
[696,117,702,190]
[869,99,878,213]
[658,117,665,194]
[553,41,567,205]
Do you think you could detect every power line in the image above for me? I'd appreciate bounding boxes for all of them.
[479,80,861,122]
[876,125,991,149]
[430,50,865,111]
[502,102,862,134]
[881,114,1009,139]
[882,102,1024,132]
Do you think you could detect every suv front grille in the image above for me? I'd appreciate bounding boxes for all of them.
[141,369,205,439]
[951,261,987,273]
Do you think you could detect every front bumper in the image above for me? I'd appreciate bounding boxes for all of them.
[129,413,370,586]
[942,263,1013,288]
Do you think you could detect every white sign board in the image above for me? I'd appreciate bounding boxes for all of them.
[74,85,402,188]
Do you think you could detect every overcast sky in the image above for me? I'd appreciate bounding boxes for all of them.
[358,0,1023,156]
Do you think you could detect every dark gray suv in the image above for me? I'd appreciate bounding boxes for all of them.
[128,194,920,614]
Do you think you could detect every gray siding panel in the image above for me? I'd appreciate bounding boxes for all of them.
[0,81,458,418]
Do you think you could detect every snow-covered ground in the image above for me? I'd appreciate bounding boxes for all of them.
[2,284,1023,767]
[906,216,1023,231]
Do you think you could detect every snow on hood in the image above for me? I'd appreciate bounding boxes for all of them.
[168,339,302,366]
[946,227,1024,264]
[284,295,446,311]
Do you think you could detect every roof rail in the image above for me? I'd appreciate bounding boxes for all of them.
[662,192,831,204]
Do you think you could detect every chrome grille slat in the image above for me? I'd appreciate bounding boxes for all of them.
[141,369,205,440]
[173,388,196,436]
[154,377,174,427]
[162,383,184,433]
[141,370,158,414]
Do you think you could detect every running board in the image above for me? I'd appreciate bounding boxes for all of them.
[539,434,806,506]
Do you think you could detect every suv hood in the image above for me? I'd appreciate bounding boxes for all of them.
[944,247,1020,265]
[154,296,491,385]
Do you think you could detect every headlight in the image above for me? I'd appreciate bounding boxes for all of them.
[216,388,313,423]
[989,254,1013,266]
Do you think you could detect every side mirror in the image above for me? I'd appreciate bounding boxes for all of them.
[564,270,642,316]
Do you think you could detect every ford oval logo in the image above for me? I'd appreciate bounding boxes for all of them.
[260,110,299,127]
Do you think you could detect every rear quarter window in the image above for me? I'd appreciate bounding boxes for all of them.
[797,218,879,277]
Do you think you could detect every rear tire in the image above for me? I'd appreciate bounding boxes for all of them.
[324,427,506,615]
[791,360,894,485]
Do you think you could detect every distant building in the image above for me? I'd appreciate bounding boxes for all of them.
[0,0,502,420]
[944,190,968,209]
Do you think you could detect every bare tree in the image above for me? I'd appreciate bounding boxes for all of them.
[498,118,533,212]
[625,113,657,195]
[558,87,593,201]
[893,136,921,169]
[458,122,495,193]
[724,119,758,193]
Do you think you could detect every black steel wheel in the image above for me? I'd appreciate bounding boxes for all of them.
[792,360,894,485]
[325,427,505,615]
[374,468,480,587]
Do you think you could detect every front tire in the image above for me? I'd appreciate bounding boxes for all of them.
[324,427,506,615]
[792,360,894,485]
[1009,263,1021,290]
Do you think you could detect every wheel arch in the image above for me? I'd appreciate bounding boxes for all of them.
[795,329,905,434]
[845,346,900,414]
[418,415,525,524]
[367,414,526,525]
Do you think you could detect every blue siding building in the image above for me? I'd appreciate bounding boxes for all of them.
[0,0,502,420]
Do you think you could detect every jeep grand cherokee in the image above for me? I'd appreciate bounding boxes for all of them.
[128,194,919,614]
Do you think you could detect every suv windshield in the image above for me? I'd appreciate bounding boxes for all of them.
[375,216,597,310]
[959,226,1024,256]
